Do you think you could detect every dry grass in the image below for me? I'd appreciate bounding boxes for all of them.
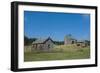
[24,44,90,62]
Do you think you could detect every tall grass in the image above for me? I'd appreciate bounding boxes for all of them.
[24,44,90,61]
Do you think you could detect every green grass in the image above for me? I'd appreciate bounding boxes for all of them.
[24,45,90,62]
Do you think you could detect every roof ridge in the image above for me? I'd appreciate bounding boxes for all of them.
[32,37,52,44]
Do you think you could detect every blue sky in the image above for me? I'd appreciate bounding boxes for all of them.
[24,11,90,41]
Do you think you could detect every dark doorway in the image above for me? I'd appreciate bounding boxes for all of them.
[72,41,74,44]
[48,44,50,49]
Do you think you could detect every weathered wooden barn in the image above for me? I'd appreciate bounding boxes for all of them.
[64,35,88,47]
[64,35,77,45]
[32,37,54,52]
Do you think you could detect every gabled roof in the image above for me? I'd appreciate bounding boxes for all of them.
[32,37,53,44]
[32,38,46,44]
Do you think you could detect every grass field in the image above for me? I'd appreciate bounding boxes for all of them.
[24,44,90,62]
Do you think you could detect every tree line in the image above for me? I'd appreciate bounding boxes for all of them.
[24,35,90,46]
[24,36,37,45]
